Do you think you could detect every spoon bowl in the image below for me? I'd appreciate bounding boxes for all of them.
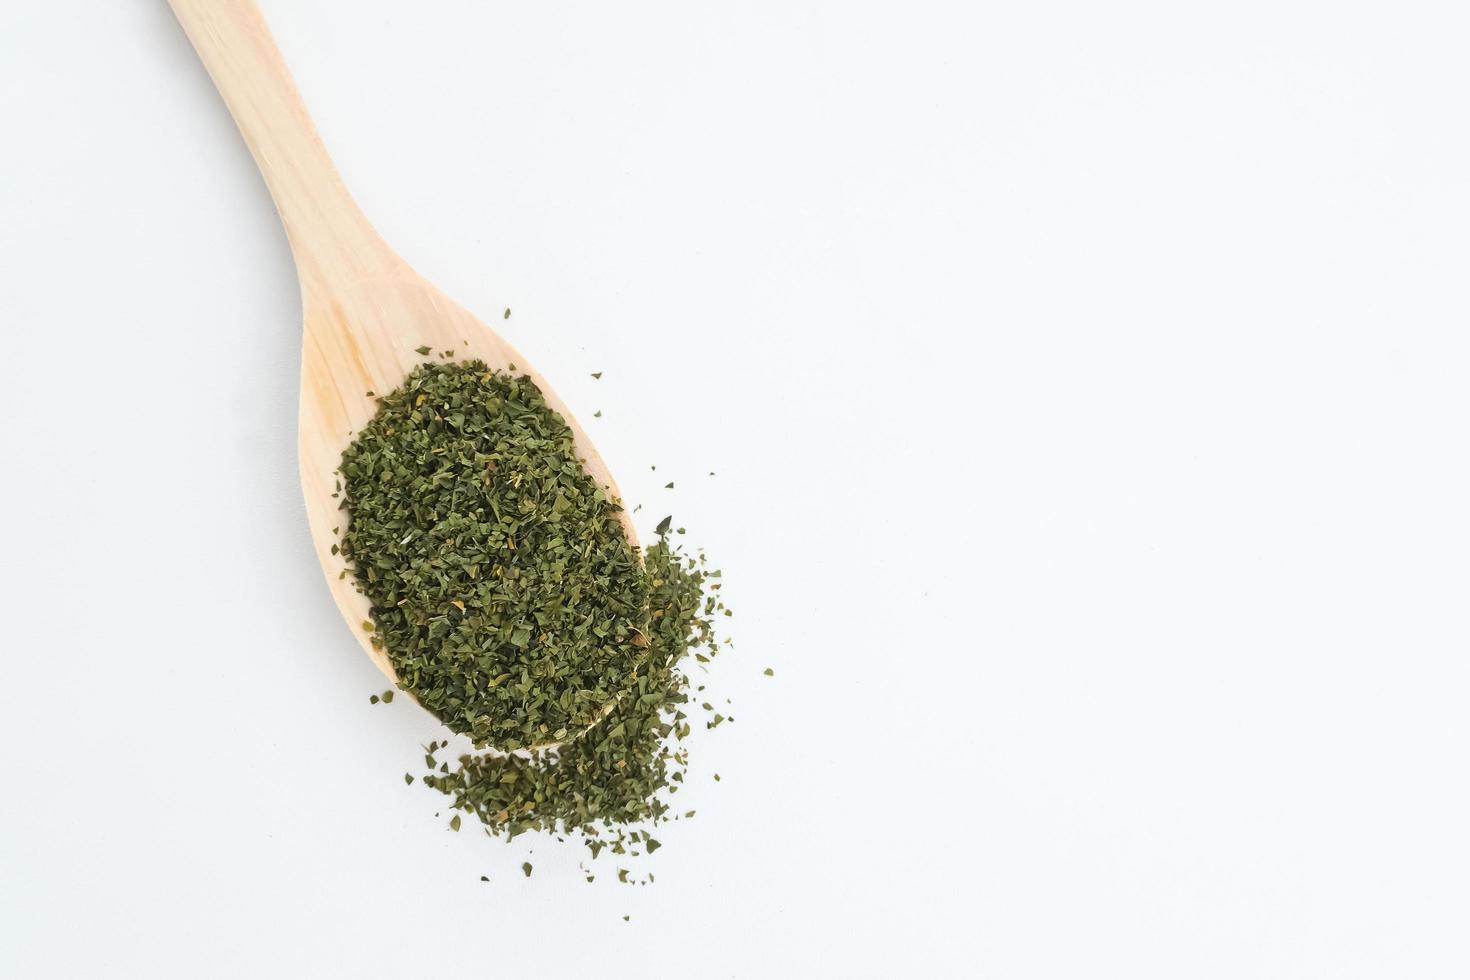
[298,274,636,686]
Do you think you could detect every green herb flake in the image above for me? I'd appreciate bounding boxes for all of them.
[449,815,461,831]
[414,345,432,355]
[522,862,533,877]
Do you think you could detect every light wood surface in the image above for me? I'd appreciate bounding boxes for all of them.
[168,0,636,688]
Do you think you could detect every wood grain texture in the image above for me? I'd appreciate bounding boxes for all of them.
[168,0,635,686]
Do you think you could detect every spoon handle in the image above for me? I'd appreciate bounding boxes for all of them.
[167,0,389,291]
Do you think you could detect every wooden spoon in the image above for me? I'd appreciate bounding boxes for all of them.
[168,1,637,705]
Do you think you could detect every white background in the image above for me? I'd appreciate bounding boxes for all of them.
[2,1,1469,977]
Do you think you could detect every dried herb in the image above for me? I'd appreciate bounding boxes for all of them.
[420,538,725,869]
[343,360,734,882]
[338,361,648,751]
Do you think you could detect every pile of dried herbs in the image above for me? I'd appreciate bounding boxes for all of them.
[423,537,722,862]
[338,360,730,874]
[338,361,648,752]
